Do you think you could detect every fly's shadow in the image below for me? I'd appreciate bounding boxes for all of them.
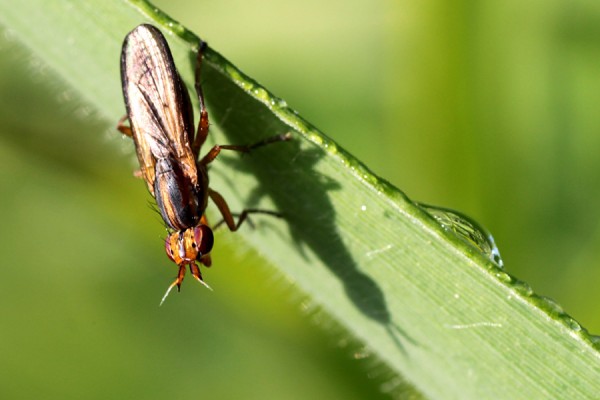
[194,52,416,352]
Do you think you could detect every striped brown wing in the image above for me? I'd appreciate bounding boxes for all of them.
[120,24,196,195]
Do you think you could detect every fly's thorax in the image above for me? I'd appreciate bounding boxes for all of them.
[154,156,201,231]
[165,225,214,265]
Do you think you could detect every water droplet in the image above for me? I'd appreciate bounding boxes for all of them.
[300,299,319,315]
[512,280,533,297]
[360,205,367,211]
[535,295,564,316]
[494,271,512,283]
[239,81,253,91]
[56,89,72,104]
[419,203,504,268]
[562,316,581,332]
[353,347,371,359]
[252,87,269,101]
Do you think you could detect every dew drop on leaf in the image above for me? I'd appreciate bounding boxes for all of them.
[419,203,504,268]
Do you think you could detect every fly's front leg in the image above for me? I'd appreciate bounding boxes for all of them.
[159,264,186,306]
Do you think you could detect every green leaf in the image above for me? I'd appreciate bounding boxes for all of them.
[1,1,599,399]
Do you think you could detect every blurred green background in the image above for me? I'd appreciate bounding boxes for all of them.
[1,0,600,399]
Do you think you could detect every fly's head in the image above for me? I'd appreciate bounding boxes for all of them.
[165,224,214,267]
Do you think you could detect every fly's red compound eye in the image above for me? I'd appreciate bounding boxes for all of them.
[194,225,214,256]
[165,235,177,262]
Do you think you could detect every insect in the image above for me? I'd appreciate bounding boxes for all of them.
[118,24,290,304]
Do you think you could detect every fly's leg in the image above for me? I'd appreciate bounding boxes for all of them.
[191,40,291,162]
[208,188,283,232]
[116,116,143,178]
[159,264,186,306]
[160,260,212,306]
[200,132,292,166]
[116,115,132,137]
[189,263,212,290]
[191,40,210,158]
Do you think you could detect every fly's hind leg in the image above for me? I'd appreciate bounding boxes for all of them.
[191,39,291,163]
[191,40,210,158]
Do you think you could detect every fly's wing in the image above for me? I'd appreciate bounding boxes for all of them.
[120,24,197,196]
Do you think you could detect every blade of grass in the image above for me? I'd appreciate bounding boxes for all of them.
[1,1,599,399]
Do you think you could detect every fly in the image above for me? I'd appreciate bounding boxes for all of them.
[118,24,290,304]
